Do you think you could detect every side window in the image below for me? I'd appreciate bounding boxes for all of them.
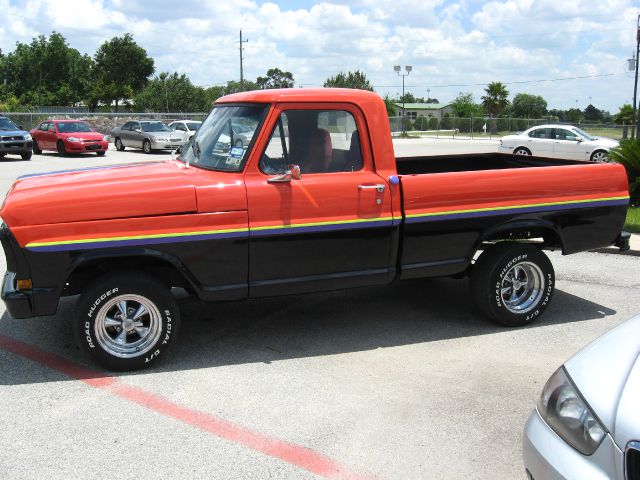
[557,129,578,141]
[122,122,132,131]
[49,123,57,132]
[529,128,552,139]
[259,109,363,175]
[39,122,49,131]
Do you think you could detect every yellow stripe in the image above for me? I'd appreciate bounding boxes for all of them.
[27,227,249,248]
[250,216,395,232]
[405,196,629,220]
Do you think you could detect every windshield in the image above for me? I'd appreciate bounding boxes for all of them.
[572,127,595,141]
[0,118,19,131]
[57,122,93,133]
[142,122,172,132]
[179,105,267,172]
[186,122,201,131]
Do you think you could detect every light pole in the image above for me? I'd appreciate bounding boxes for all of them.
[427,88,430,102]
[394,65,412,135]
[633,15,640,140]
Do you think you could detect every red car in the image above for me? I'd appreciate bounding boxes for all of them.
[31,120,109,156]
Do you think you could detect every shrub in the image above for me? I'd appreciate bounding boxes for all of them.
[609,139,640,206]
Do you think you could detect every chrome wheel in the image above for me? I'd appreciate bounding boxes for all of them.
[514,148,530,156]
[500,261,544,313]
[143,139,152,153]
[115,137,124,151]
[94,294,162,358]
[591,151,608,163]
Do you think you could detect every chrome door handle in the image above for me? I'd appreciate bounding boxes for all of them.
[358,184,386,193]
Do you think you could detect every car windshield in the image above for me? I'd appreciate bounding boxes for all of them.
[0,118,19,131]
[186,122,201,131]
[57,122,93,133]
[142,122,172,132]
[179,105,267,172]
[572,127,595,141]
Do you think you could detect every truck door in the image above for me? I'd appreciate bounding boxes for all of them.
[245,104,396,297]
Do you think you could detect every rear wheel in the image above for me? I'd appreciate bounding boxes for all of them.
[590,150,609,163]
[143,139,152,154]
[56,140,67,156]
[32,141,42,155]
[75,272,180,371]
[470,243,554,326]
[115,137,125,151]
[513,147,531,156]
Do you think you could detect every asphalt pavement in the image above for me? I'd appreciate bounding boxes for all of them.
[0,141,639,480]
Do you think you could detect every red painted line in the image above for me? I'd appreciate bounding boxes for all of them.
[0,334,376,480]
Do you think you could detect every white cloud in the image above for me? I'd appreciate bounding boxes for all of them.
[1,0,639,111]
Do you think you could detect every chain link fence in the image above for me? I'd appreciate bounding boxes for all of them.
[1,111,208,135]
[390,116,635,141]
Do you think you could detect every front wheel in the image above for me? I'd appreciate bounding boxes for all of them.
[590,150,609,163]
[470,243,554,326]
[75,272,180,371]
[142,139,152,154]
[513,147,531,156]
[96,151,106,156]
[115,137,125,151]
[21,152,32,160]
[56,140,67,156]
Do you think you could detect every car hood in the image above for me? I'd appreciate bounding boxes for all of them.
[0,160,197,226]
[1,129,28,137]
[586,137,619,149]
[564,315,640,449]
[59,132,105,140]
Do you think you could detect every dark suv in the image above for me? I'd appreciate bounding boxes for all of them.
[0,116,33,160]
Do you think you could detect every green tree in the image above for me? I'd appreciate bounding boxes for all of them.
[256,68,294,89]
[614,104,635,139]
[451,92,484,118]
[323,70,373,90]
[565,108,583,123]
[481,81,510,117]
[609,139,640,205]
[93,33,154,111]
[2,32,94,106]
[134,72,209,112]
[583,104,604,123]
[510,93,547,118]
[382,93,396,116]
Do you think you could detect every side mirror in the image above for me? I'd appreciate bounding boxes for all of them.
[267,164,302,183]
[575,137,583,142]
[134,128,141,132]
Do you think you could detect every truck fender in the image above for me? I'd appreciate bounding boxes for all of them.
[474,218,565,254]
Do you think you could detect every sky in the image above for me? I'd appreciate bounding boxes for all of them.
[1,0,639,113]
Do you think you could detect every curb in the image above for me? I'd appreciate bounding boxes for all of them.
[592,233,640,256]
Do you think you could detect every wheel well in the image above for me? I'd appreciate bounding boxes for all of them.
[63,256,191,296]
[477,225,563,254]
[514,146,531,154]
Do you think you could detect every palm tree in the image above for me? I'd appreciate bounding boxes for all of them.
[481,82,509,133]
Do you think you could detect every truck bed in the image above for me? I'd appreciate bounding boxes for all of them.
[396,152,583,175]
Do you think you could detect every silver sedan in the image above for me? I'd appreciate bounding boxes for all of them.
[111,120,186,154]
[523,314,640,479]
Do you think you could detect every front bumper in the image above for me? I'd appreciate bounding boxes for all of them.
[150,139,185,150]
[63,140,109,153]
[523,409,624,479]
[0,140,33,156]
[1,271,34,318]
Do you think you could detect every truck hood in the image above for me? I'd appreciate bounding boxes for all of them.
[0,129,28,137]
[0,161,197,226]
[564,315,640,450]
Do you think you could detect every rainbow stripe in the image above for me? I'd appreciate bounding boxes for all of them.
[405,196,629,223]
[24,195,628,252]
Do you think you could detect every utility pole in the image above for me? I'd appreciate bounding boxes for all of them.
[238,30,248,91]
[633,15,640,140]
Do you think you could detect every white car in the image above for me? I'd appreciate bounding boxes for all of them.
[168,120,202,142]
[499,125,618,162]
[523,314,640,479]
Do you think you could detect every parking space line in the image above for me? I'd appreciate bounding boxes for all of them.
[0,334,376,480]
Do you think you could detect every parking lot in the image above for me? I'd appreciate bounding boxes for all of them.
[1,144,639,479]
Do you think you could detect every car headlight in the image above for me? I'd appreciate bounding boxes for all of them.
[103,135,110,142]
[67,137,80,142]
[23,134,32,141]
[538,367,606,455]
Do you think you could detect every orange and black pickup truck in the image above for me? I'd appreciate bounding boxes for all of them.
[0,89,631,370]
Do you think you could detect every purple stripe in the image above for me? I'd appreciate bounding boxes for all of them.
[17,162,162,180]
[251,219,395,237]
[405,198,628,224]
[28,230,248,252]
